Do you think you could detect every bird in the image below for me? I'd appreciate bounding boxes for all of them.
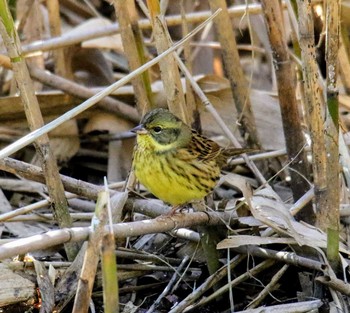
[131,108,252,215]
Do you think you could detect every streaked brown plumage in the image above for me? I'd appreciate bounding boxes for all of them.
[131,108,250,210]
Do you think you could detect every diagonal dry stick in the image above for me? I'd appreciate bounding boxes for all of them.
[0,9,222,160]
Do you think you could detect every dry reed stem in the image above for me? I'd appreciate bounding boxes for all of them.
[234,300,322,313]
[247,264,289,309]
[34,260,55,311]
[3,213,93,222]
[101,180,119,312]
[180,1,197,127]
[46,0,68,77]
[178,259,276,312]
[297,1,328,225]
[232,245,325,272]
[0,194,77,222]
[29,66,140,123]
[54,245,87,311]
[0,157,105,199]
[0,0,78,260]
[165,254,246,313]
[72,191,108,313]
[260,0,313,223]
[229,149,286,165]
[116,248,182,265]
[101,234,119,313]
[324,0,340,269]
[114,0,153,114]
[146,256,190,313]
[209,0,260,148]
[146,0,188,122]
[0,210,236,260]
[316,275,350,296]
[339,27,350,93]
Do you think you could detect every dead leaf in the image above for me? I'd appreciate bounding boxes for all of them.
[217,235,297,249]
[0,264,35,306]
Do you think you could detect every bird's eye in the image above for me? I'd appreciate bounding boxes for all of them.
[153,126,162,133]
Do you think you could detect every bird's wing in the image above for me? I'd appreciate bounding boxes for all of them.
[183,130,222,162]
[177,130,254,166]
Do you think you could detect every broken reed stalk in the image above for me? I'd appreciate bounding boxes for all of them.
[113,0,153,114]
[146,0,189,123]
[33,260,55,311]
[72,191,108,313]
[101,182,119,313]
[101,233,119,313]
[0,0,78,260]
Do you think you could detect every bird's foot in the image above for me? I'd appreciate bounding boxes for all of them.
[155,205,186,219]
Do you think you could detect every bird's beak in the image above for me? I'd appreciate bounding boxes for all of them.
[130,124,148,134]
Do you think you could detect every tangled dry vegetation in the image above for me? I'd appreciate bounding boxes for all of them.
[0,0,350,312]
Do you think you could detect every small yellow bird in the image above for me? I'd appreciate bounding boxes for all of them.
[131,108,250,214]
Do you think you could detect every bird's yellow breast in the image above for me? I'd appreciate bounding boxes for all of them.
[132,135,220,205]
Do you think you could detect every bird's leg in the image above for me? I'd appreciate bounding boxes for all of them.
[156,205,189,218]
[168,204,192,215]
[155,205,182,219]
[166,205,181,216]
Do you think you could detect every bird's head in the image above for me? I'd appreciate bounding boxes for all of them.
[131,108,192,152]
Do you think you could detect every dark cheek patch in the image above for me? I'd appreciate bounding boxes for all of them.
[156,128,180,145]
